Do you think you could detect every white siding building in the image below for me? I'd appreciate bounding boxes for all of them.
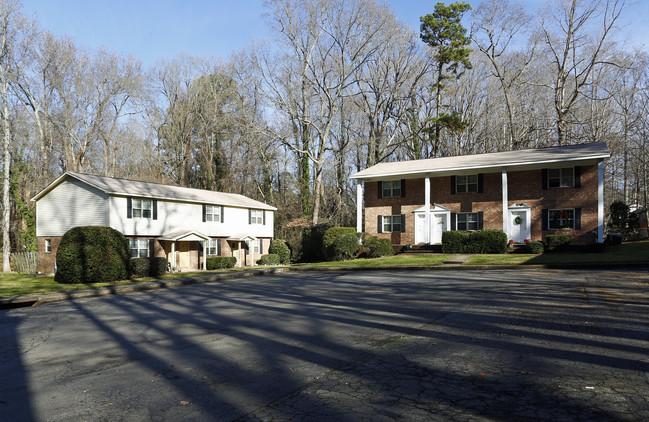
[32,172,277,272]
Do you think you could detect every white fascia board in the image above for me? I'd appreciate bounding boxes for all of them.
[350,154,610,181]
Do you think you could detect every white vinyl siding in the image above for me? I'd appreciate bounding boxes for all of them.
[110,197,274,238]
[36,179,109,236]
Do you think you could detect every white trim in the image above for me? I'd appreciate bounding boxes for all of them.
[356,183,363,233]
[350,155,609,181]
[424,175,430,244]
[598,161,604,243]
[502,169,508,238]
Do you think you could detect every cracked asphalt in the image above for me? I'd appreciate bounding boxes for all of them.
[1,269,648,421]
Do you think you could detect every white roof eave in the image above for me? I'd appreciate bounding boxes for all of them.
[350,154,609,181]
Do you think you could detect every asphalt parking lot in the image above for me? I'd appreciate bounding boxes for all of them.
[1,269,648,421]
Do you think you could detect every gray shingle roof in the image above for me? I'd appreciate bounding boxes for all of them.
[32,172,277,211]
[351,142,610,180]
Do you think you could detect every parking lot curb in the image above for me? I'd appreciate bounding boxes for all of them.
[0,267,290,309]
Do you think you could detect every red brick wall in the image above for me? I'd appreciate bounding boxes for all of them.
[37,236,61,273]
[363,164,599,245]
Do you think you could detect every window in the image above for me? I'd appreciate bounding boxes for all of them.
[457,213,479,231]
[132,199,152,218]
[250,209,264,224]
[456,175,478,193]
[205,238,219,255]
[383,215,403,233]
[45,239,52,253]
[548,168,574,188]
[549,209,575,229]
[246,239,261,254]
[382,180,401,198]
[129,239,149,258]
[205,205,221,222]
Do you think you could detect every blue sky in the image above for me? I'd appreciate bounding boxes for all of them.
[20,0,649,69]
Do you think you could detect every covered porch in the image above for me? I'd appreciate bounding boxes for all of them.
[158,229,210,271]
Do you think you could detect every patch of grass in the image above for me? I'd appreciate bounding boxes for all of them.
[465,241,649,266]
[293,254,452,268]
[0,273,138,298]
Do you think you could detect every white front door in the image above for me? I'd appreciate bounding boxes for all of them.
[431,213,447,244]
[415,213,426,244]
[510,210,530,243]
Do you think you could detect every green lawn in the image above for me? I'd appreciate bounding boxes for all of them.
[2,242,646,299]
[293,254,452,268]
[465,241,649,265]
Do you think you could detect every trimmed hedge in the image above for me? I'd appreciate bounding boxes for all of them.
[323,227,359,261]
[442,230,508,254]
[268,239,291,264]
[55,226,130,284]
[546,234,571,249]
[525,241,544,254]
[258,254,281,266]
[362,235,394,258]
[301,222,333,262]
[131,257,168,277]
[206,256,237,270]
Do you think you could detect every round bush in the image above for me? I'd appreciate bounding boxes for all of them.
[362,235,394,258]
[323,227,359,261]
[526,241,544,254]
[269,239,291,264]
[55,226,130,284]
[258,254,281,266]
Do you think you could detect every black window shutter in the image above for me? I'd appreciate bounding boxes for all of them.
[221,206,224,223]
[542,209,548,230]
[478,212,484,230]
[451,213,457,230]
[378,181,383,199]
[249,209,252,224]
[149,239,154,258]
[400,214,406,232]
[377,215,383,233]
[451,176,456,195]
[574,208,581,229]
[153,200,158,220]
[263,210,266,225]
[574,166,581,188]
[478,174,484,193]
[202,204,206,222]
[217,238,221,256]
[542,169,548,190]
[127,197,132,219]
[260,239,264,254]
[400,179,406,197]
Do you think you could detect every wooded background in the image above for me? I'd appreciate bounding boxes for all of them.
[1,0,646,270]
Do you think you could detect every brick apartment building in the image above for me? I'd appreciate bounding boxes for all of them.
[350,143,609,246]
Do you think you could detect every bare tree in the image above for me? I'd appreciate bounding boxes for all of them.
[538,0,624,145]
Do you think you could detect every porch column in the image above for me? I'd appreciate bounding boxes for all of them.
[598,160,604,243]
[171,241,176,270]
[202,240,207,270]
[424,175,430,244]
[502,168,509,239]
[356,182,363,233]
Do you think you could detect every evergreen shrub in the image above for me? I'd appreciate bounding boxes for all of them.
[301,222,333,262]
[206,256,237,270]
[258,254,281,266]
[442,230,508,254]
[55,226,130,284]
[545,234,571,250]
[323,227,359,261]
[268,239,291,264]
[525,241,544,254]
[361,235,394,258]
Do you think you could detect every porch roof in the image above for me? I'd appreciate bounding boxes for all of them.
[351,142,610,181]
[226,234,257,242]
[158,229,210,241]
